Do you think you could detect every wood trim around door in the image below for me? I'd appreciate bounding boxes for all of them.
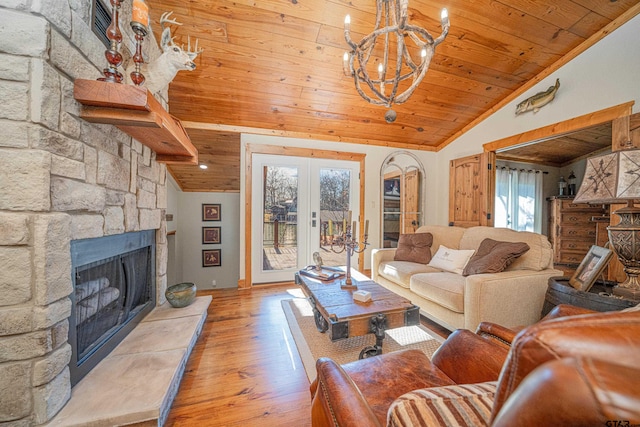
[242,143,366,289]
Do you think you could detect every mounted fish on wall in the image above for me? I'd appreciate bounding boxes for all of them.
[515,78,560,115]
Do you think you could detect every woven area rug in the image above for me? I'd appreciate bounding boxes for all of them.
[282,298,444,382]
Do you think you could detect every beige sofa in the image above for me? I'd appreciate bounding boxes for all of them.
[371,225,562,331]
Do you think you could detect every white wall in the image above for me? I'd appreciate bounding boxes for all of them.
[166,175,180,233]
[166,176,181,287]
[166,177,241,289]
[435,14,640,224]
[238,134,438,281]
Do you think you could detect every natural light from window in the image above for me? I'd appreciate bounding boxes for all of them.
[495,167,543,233]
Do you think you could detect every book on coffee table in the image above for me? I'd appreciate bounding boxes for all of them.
[298,265,345,281]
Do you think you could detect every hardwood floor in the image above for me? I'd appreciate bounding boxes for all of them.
[165,284,450,426]
[165,286,312,426]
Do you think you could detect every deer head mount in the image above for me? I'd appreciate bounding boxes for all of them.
[126,11,204,94]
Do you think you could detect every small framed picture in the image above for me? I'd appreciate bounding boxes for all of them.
[569,245,613,292]
[203,249,221,267]
[202,226,221,244]
[202,204,221,221]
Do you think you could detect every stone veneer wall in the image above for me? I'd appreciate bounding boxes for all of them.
[0,1,169,425]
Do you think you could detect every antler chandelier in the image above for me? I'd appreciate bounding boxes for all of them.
[343,0,449,123]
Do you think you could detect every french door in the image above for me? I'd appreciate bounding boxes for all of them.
[251,154,360,284]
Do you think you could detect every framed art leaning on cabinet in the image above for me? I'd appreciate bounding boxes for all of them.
[569,245,613,292]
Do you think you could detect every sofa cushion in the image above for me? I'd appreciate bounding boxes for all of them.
[379,261,440,289]
[387,381,497,427]
[428,245,475,275]
[411,272,466,313]
[416,225,466,258]
[394,233,433,264]
[462,239,530,276]
[459,227,552,271]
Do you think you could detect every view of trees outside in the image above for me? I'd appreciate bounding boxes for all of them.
[320,168,350,221]
[262,167,351,221]
[262,166,353,271]
[318,169,352,267]
[263,166,298,214]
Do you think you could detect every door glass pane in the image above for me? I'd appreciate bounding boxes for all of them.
[383,167,402,248]
[318,168,351,266]
[262,165,298,272]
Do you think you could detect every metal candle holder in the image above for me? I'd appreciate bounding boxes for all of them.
[98,0,124,83]
[330,224,368,289]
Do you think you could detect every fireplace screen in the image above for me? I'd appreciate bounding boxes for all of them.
[75,246,151,359]
[70,230,155,386]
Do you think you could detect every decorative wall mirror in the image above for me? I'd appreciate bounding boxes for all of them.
[380,151,426,248]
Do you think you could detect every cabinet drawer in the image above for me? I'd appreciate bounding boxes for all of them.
[558,212,596,224]
[557,251,587,264]
[559,240,593,252]
[558,226,597,238]
[558,200,605,212]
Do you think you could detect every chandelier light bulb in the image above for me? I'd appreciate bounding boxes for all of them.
[343,52,351,76]
[199,164,208,170]
[344,14,351,29]
[421,48,427,58]
[441,8,448,21]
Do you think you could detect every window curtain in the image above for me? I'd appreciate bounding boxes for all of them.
[494,168,543,233]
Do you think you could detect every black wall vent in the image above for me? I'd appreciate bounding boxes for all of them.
[92,0,111,48]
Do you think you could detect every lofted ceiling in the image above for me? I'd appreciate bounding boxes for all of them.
[146,0,640,191]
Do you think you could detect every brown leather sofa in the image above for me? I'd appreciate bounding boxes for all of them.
[310,305,640,427]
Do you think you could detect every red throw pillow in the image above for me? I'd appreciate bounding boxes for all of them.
[394,233,434,264]
[462,238,530,276]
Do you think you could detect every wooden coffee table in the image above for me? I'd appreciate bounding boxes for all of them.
[295,268,419,358]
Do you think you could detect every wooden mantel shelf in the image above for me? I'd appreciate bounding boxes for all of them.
[73,79,198,165]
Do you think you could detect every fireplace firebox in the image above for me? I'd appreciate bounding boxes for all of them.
[69,230,156,386]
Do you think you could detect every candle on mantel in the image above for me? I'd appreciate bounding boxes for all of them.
[132,0,149,27]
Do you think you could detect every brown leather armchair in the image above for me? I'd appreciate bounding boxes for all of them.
[310,305,640,427]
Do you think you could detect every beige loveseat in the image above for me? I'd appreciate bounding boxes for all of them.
[371,225,562,331]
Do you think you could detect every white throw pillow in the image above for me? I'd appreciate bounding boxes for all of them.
[428,245,475,275]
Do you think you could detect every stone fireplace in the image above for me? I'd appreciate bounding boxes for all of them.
[0,2,172,425]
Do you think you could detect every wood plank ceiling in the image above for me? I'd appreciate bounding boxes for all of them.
[146,0,640,191]
[495,122,612,167]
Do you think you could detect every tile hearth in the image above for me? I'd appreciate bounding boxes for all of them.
[48,296,211,427]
